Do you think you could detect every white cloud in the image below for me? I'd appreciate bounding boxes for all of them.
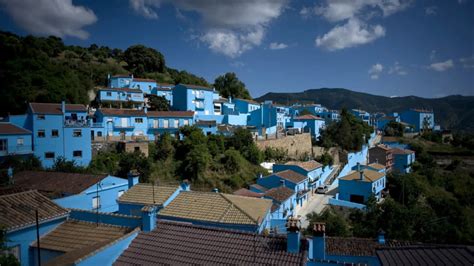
[129,0,287,57]
[460,56,474,69]
[269,42,288,50]
[0,0,97,39]
[429,59,454,72]
[315,19,385,51]
[425,6,437,16]
[388,62,408,75]
[368,63,384,79]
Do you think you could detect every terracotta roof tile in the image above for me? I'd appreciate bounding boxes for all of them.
[368,163,386,170]
[249,184,269,192]
[0,190,68,231]
[146,111,194,118]
[29,103,87,114]
[0,123,31,135]
[117,184,178,206]
[294,114,324,120]
[376,245,474,266]
[196,120,216,126]
[326,237,416,257]
[178,83,214,91]
[340,169,385,182]
[390,148,415,155]
[114,221,306,265]
[98,108,146,117]
[233,188,263,198]
[11,171,108,197]
[235,98,260,105]
[274,170,307,184]
[133,78,156,82]
[284,160,323,171]
[264,186,295,203]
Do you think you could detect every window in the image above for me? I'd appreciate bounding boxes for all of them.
[183,119,189,126]
[118,190,125,198]
[1,245,20,262]
[0,139,7,151]
[163,119,169,128]
[37,130,45,138]
[148,85,152,90]
[45,152,55,159]
[37,114,45,120]
[92,196,100,209]
[73,129,82,137]
[106,92,112,97]
[135,118,143,123]
[73,150,82,158]
[16,138,24,146]
[97,131,102,137]
[51,129,59,137]
[173,119,179,128]
[137,85,140,89]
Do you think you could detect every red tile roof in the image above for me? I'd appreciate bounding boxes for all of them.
[196,120,216,126]
[294,114,323,120]
[99,87,142,93]
[29,103,87,114]
[264,186,295,203]
[390,148,415,155]
[233,188,263,198]
[157,83,175,87]
[235,98,260,105]
[284,160,323,171]
[11,171,109,197]
[326,237,416,257]
[146,111,194,118]
[179,83,214,91]
[114,221,307,265]
[0,190,68,231]
[274,170,307,184]
[376,245,474,266]
[98,108,146,117]
[0,123,31,135]
[133,78,156,82]
[112,74,131,78]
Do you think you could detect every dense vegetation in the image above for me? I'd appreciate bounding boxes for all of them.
[214,72,251,100]
[306,137,474,244]
[318,109,373,151]
[256,88,474,132]
[0,31,209,115]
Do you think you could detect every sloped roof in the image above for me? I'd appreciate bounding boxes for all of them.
[0,122,31,135]
[98,108,146,117]
[196,120,217,126]
[178,83,214,91]
[235,98,260,105]
[284,160,323,171]
[381,136,400,143]
[376,245,474,266]
[326,237,416,257]
[294,114,324,120]
[114,221,306,265]
[29,103,87,114]
[274,170,307,184]
[99,87,142,93]
[0,190,68,231]
[249,183,269,192]
[368,163,386,170]
[233,188,263,198]
[146,111,194,118]
[159,191,272,226]
[391,148,415,155]
[12,171,108,197]
[117,184,178,206]
[133,78,156,82]
[340,169,385,182]
[264,186,295,203]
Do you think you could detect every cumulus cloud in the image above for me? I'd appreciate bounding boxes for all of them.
[388,62,408,75]
[460,56,474,69]
[429,59,454,72]
[129,0,287,57]
[368,63,384,80]
[269,42,288,50]
[425,6,437,16]
[315,19,385,51]
[0,0,97,39]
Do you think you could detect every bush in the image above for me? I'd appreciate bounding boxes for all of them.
[316,152,333,166]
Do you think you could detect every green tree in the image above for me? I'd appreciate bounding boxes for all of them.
[316,152,333,166]
[147,95,170,111]
[154,133,175,161]
[306,209,350,237]
[384,121,404,137]
[123,45,165,76]
[183,144,211,180]
[214,72,251,100]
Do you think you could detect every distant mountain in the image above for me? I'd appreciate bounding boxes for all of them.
[255,88,474,132]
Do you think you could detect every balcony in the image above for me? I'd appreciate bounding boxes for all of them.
[195,94,205,100]
[64,119,90,128]
[296,189,310,198]
[91,122,104,128]
[113,124,135,129]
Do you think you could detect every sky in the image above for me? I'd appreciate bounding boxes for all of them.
[0,0,473,98]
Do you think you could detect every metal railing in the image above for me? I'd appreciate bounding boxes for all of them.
[64,119,89,128]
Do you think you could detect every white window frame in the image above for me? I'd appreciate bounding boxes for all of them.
[173,119,179,128]
[163,119,169,128]
[17,138,24,146]
[92,196,100,209]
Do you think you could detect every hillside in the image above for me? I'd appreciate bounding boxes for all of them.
[256,88,474,132]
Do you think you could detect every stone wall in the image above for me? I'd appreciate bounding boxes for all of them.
[256,133,312,159]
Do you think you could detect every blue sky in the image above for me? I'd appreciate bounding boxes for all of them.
[0,0,473,98]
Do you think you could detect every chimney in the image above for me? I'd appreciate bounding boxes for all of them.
[378,229,386,244]
[280,179,286,188]
[180,179,190,191]
[61,100,66,114]
[141,205,157,232]
[285,216,301,253]
[310,222,326,260]
[127,171,139,189]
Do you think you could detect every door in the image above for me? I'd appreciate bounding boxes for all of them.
[91,130,95,141]
[120,131,126,141]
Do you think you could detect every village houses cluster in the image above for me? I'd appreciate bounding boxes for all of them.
[0,75,449,266]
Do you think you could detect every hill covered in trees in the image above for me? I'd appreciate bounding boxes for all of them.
[256,88,474,132]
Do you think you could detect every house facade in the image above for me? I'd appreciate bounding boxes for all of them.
[339,169,386,203]
[400,109,435,132]
[391,148,415,173]
[369,144,394,172]
[97,87,144,108]
[0,123,33,160]
[172,84,215,116]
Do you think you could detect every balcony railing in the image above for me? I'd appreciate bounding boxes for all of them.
[64,119,90,128]
[296,189,310,198]
[91,122,103,128]
[113,124,135,129]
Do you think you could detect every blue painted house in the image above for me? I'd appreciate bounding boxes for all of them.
[339,168,386,204]
[234,98,261,114]
[256,170,310,208]
[93,108,148,141]
[108,75,157,95]
[8,102,92,168]
[400,108,435,132]
[97,87,144,108]
[391,148,415,173]
[195,120,217,136]
[376,115,400,130]
[290,115,325,139]
[151,83,174,105]
[146,110,194,140]
[172,84,216,116]
[0,123,33,160]
[0,190,69,266]
[351,109,371,125]
[263,186,297,220]
[273,160,325,188]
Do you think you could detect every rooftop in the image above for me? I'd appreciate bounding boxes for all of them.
[368,163,386,170]
[114,221,306,265]
[390,148,415,155]
[0,190,68,231]
[178,83,214,91]
[371,144,392,151]
[0,122,31,135]
[326,237,415,257]
[284,160,323,171]
[340,169,385,183]
[249,183,269,192]
[146,110,194,118]
[99,87,142,93]
[376,245,474,266]
[264,186,295,203]
[294,114,324,120]
[10,171,108,198]
[159,191,272,226]
[235,98,260,105]
[133,77,156,82]
[117,184,178,206]
[29,102,87,114]
[233,188,263,198]
[196,120,217,126]
[381,136,400,143]
[98,108,146,117]
[274,170,308,184]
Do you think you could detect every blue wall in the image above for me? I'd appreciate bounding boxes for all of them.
[0,131,33,158]
[68,209,141,228]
